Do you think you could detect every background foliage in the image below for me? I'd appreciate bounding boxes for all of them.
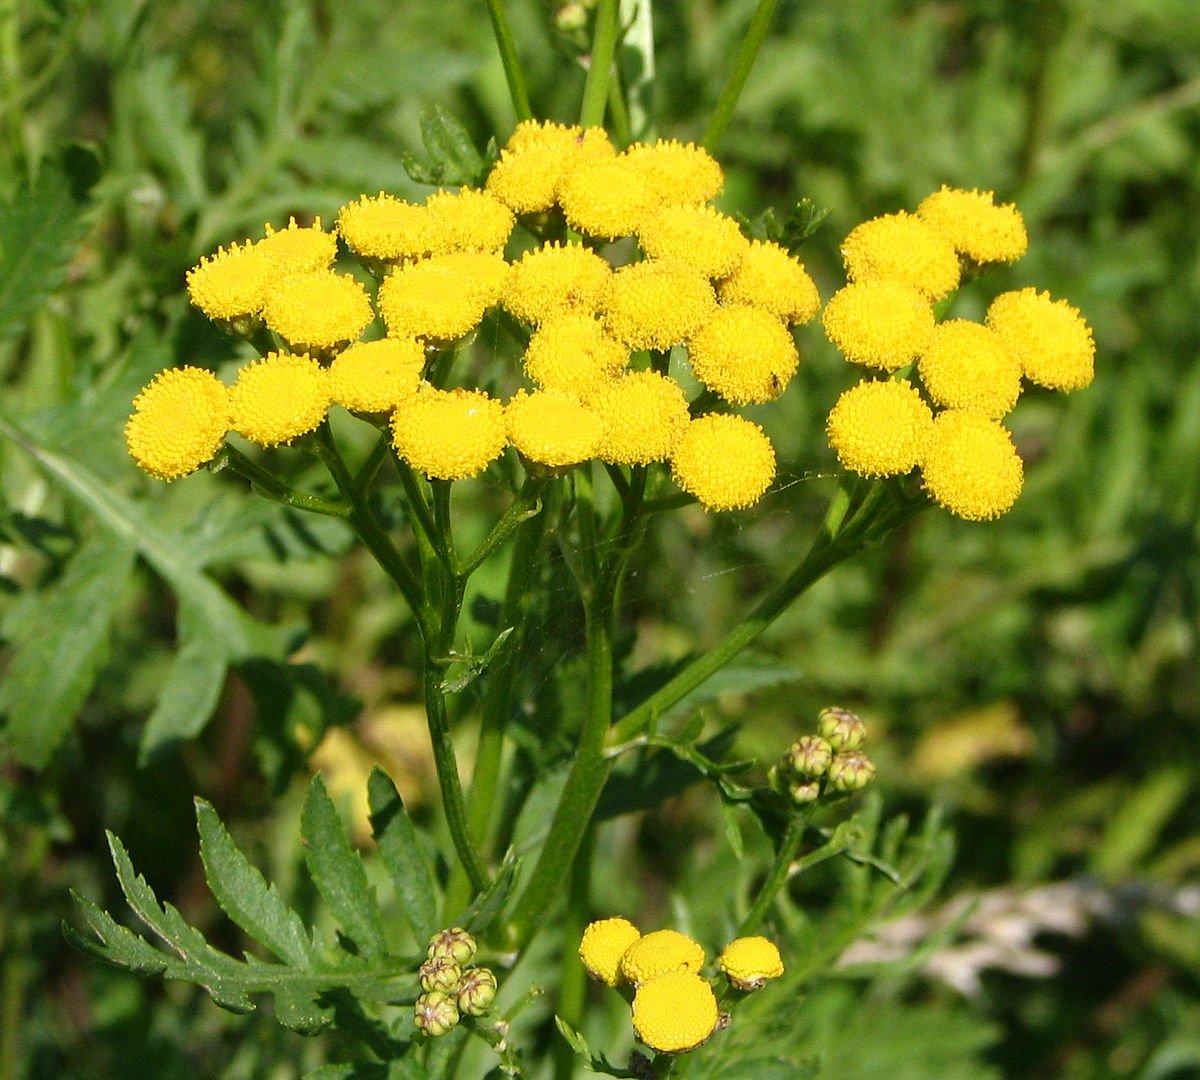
[1,0,1198,1077]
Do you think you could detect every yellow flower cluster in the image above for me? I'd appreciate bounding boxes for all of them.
[822,188,1095,520]
[579,919,784,1054]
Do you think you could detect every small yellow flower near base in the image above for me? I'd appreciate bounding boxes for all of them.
[186,242,274,322]
[329,338,426,413]
[559,157,655,240]
[126,367,230,480]
[620,928,706,986]
[916,186,1028,265]
[391,388,507,481]
[593,371,690,466]
[671,414,776,511]
[504,242,612,326]
[425,188,515,255]
[579,917,642,987]
[986,287,1095,392]
[822,280,935,371]
[918,319,1022,418]
[522,314,629,399]
[603,259,716,352]
[921,409,1024,521]
[230,353,330,447]
[638,204,750,279]
[505,390,603,467]
[631,971,719,1053]
[336,193,433,263]
[719,937,784,991]
[826,380,933,477]
[717,240,821,325]
[687,305,799,404]
[841,211,961,301]
[262,271,373,352]
[378,253,510,343]
[622,139,723,206]
[256,217,337,274]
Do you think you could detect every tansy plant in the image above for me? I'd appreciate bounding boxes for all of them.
[72,2,1094,1078]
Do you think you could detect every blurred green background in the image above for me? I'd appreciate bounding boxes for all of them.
[1,0,1198,1077]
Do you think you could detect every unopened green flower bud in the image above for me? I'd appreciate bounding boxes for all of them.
[414,991,460,1036]
[554,2,588,32]
[788,780,821,804]
[788,734,833,778]
[419,956,462,994]
[457,966,498,1016]
[427,927,477,966]
[816,707,866,751]
[766,762,788,795]
[827,751,876,792]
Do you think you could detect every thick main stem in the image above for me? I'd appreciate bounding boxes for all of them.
[738,812,807,936]
[701,0,781,152]
[484,0,533,122]
[579,0,620,128]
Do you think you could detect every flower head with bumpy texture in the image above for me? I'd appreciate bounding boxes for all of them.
[336,194,433,263]
[391,388,507,481]
[593,371,690,465]
[485,144,566,215]
[841,211,961,301]
[917,186,1028,265]
[522,314,629,399]
[559,157,655,239]
[687,305,799,404]
[506,119,614,159]
[579,917,642,987]
[505,389,603,467]
[504,242,612,326]
[986,287,1095,392]
[826,379,933,477]
[603,259,715,351]
[262,271,373,352]
[620,929,706,986]
[920,409,1024,520]
[631,971,719,1053]
[638,205,749,279]
[622,140,723,206]
[918,319,1021,418]
[378,253,510,342]
[230,352,330,447]
[425,188,515,255]
[126,367,230,480]
[329,338,426,413]
[256,217,337,274]
[719,937,784,991]
[718,240,821,325]
[186,242,274,323]
[822,280,935,371]
[671,414,776,511]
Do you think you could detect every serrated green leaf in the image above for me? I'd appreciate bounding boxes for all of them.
[367,768,438,945]
[0,527,135,766]
[302,775,387,959]
[553,1016,641,1078]
[195,798,314,967]
[274,984,332,1034]
[65,892,168,975]
[416,105,486,186]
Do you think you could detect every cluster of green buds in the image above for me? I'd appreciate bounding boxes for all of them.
[769,707,877,805]
[413,927,499,1037]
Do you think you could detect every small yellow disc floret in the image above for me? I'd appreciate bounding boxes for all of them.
[186,242,275,322]
[620,929,706,986]
[687,305,799,404]
[504,242,612,325]
[593,371,690,465]
[391,388,507,481]
[578,918,642,987]
[559,157,655,240]
[638,205,749,279]
[505,390,603,467]
[230,352,330,447]
[522,314,629,399]
[256,217,337,274]
[425,188,515,255]
[125,367,230,481]
[917,319,1022,418]
[718,240,821,325]
[485,144,566,215]
[718,936,784,990]
[622,140,723,206]
[916,186,1028,265]
[841,211,961,301]
[378,253,510,342]
[671,414,776,511]
[920,409,1024,521]
[329,338,426,413]
[822,280,935,371]
[262,271,373,352]
[986,287,1095,392]
[336,194,433,263]
[603,259,716,351]
[631,972,719,1053]
[826,379,933,477]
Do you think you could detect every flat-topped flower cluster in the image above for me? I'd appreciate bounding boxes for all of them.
[126,121,824,512]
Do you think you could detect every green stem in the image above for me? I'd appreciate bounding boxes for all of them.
[701,0,781,152]
[216,444,349,517]
[738,812,807,936]
[485,0,533,122]
[457,477,546,580]
[579,0,620,128]
[553,826,595,1080]
[393,454,439,579]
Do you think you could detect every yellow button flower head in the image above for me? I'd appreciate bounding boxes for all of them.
[506,119,613,159]
[719,936,784,991]
[825,379,933,477]
[559,157,655,240]
[378,253,510,343]
[921,409,1024,520]
[230,352,330,447]
[717,239,821,326]
[841,211,961,301]
[671,414,776,511]
[917,186,1028,265]
[622,139,724,206]
[687,305,799,404]
[579,917,642,987]
[593,371,690,465]
[822,280,935,371]
[503,242,612,326]
[425,188,515,255]
[336,193,433,263]
[126,367,230,481]
[505,389,603,467]
[485,144,566,215]
[620,928,706,986]
[638,204,750,279]
[522,313,629,399]
[262,270,373,352]
[186,242,275,323]
[329,338,426,413]
[986,287,1095,392]
[918,319,1022,418]
[391,387,507,481]
[603,259,716,351]
[631,971,719,1053]
[256,217,337,274]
